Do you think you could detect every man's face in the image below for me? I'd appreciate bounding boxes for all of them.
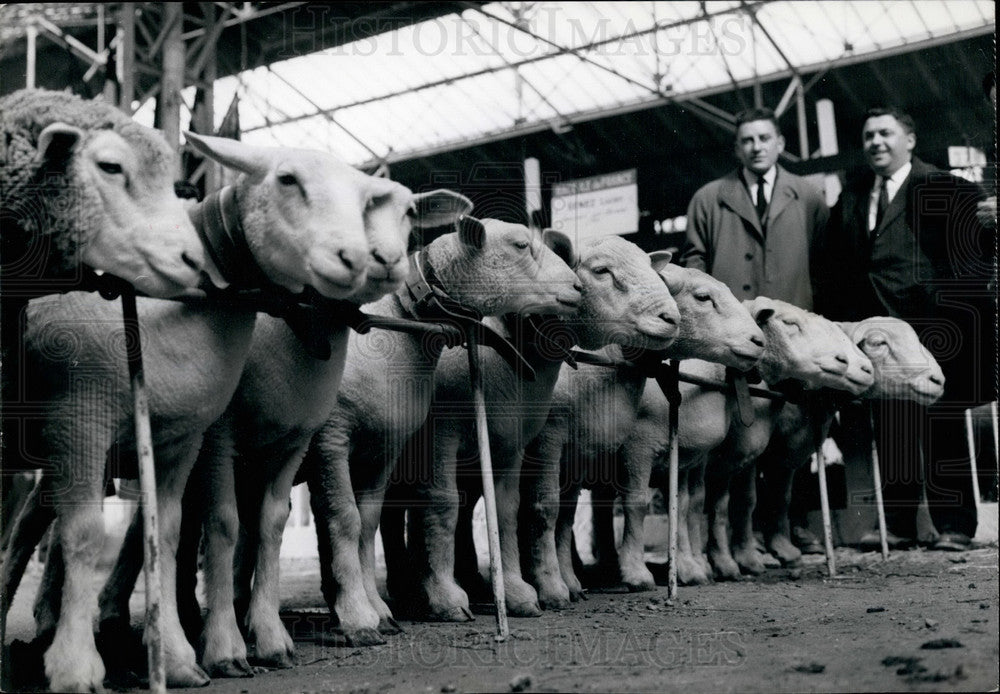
[734,120,784,175]
[863,115,915,176]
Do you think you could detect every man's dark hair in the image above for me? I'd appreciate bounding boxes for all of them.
[173,180,202,201]
[735,107,781,136]
[864,107,916,134]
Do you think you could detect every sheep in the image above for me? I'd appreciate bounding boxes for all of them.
[1,133,377,692]
[183,185,472,675]
[582,263,768,593]
[516,265,767,607]
[754,316,946,566]
[380,237,684,620]
[0,88,206,297]
[297,219,584,634]
[700,298,876,580]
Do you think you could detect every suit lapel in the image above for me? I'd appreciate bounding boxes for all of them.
[766,169,797,225]
[874,176,908,237]
[718,171,763,240]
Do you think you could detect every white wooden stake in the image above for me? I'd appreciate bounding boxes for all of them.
[121,289,166,693]
[868,405,889,559]
[813,409,836,577]
[466,330,508,641]
[966,408,981,508]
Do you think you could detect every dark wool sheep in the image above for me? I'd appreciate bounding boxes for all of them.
[1,88,204,298]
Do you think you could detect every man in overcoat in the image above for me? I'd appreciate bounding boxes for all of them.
[813,107,994,550]
[682,107,831,556]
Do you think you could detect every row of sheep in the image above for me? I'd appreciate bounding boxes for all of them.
[0,89,945,693]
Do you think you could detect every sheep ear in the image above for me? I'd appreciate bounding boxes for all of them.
[410,190,474,228]
[649,250,673,273]
[543,229,577,267]
[457,215,485,249]
[184,131,271,175]
[754,307,775,325]
[37,123,83,163]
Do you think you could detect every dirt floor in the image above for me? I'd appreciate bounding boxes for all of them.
[4,542,998,693]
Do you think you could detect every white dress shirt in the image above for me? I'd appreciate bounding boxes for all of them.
[868,160,911,231]
[743,166,777,208]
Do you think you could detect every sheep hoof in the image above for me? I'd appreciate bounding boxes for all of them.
[166,661,211,688]
[378,617,403,635]
[343,628,386,647]
[568,588,588,602]
[249,650,294,670]
[205,658,253,679]
[507,600,542,618]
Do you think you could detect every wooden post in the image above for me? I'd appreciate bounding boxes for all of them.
[118,4,135,113]
[121,289,166,694]
[466,329,508,641]
[666,360,681,600]
[813,407,836,576]
[868,405,890,558]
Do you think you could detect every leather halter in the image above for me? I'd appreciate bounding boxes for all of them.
[395,251,536,380]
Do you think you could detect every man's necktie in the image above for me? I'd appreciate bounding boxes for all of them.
[755,175,767,225]
[873,177,889,233]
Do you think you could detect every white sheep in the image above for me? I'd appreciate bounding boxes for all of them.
[0,88,206,297]
[700,298,875,580]
[1,133,377,692]
[298,219,584,633]
[517,265,769,607]
[582,263,768,593]
[184,185,472,675]
[384,237,684,620]
[754,316,946,566]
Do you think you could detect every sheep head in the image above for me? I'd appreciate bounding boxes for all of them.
[0,89,206,298]
[562,237,680,351]
[185,132,370,299]
[838,317,945,405]
[747,297,873,394]
[350,182,472,304]
[659,264,765,370]
[422,218,582,318]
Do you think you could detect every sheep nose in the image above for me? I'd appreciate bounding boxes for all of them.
[573,281,583,293]
[339,248,360,271]
[861,362,874,375]
[835,354,849,365]
[180,250,203,272]
[929,373,945,386]
[660,312,677,327]
[750,335,764,347]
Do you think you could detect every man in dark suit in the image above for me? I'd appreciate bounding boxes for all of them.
[814,107,994,551]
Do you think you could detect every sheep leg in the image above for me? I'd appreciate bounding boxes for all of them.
[675,467,709,585]
[452,493,486,599]
[3,473,56,612]
[42,444,107,694]
[687,463,712,579]
[493,451,541,617]
[729,463,766,576]
[304,434,384,647]
[356,477,399,635]
[760,464,802,566]
[554,476,584,601]
[705,467,740,581]
[379,482,409,614]
[32,534,62,641]
[244,452,301,668]
[97,504,142,639]
[198,422,253,678]
[520,433,571,611]
[618,439,656,592]
[590,482,620,586]
[412,434,472,622]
